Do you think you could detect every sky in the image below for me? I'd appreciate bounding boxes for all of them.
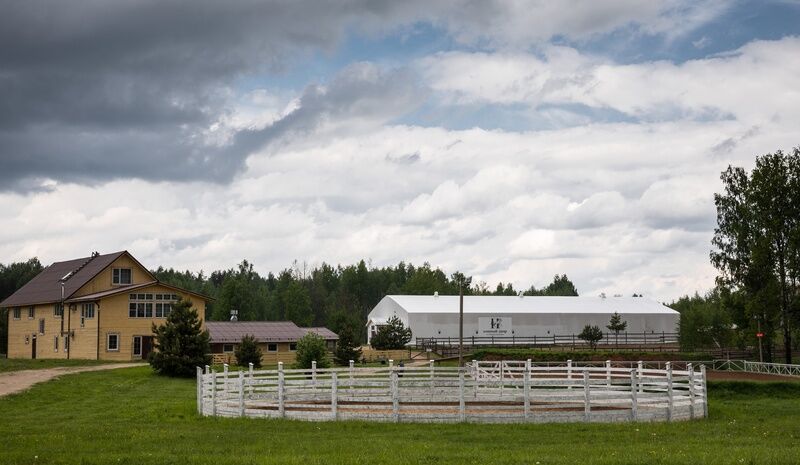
[1,0,799,301]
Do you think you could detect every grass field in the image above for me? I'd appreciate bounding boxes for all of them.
[0,367,798,464]
[0,358,123,373]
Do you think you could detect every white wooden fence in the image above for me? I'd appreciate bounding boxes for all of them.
[712,359,800,377]
[196,360,706,423]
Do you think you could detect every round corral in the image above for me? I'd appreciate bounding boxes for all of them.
[197,360,707,423]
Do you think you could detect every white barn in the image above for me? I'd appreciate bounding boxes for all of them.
[366,294,680,345]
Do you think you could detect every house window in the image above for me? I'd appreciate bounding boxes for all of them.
[132,336,142,357]
[154,294,175,318]
[81,303,95,327]
[54,303,63,318]
[267,343,278,352]
[54,335,59,352]
[112,268,132,285]
[289,343,297,351]
[12,308,20,319]
[107,333,120,351]
[38,318,45,335]
[128,294,154,318]
[222,344,234,353]
[28,306,35,319]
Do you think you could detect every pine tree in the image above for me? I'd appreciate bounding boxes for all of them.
[606,312,628,346]
[370,315,412,350]
[235,334,263,368]
[334,326,363,366]
[149,297,211,377]
[578,325,603,350]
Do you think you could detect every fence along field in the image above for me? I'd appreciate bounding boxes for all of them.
[197,360,707,423]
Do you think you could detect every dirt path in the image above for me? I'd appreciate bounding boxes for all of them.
[0,363,146,397]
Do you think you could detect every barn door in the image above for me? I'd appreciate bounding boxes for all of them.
[141,336,153,360]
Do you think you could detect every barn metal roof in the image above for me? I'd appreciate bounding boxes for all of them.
[205,321,339,344]
[381,295,678,315]
[0,251,129,307]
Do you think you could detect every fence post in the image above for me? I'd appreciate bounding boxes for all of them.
[472,359,478,398]
[567,359,573,390]
[211,369,217,416]
[687,363,695,420]
[606,360,611,388]
[500,362,504,398]
[391,368,399,423]
[248,362,254,396]
[196,367,203,415]
[204,364,210,375]
[331,371,338,420]
[278,362,285,418]
[700,364,708,418]
[389,359,394,368]
[523,360,531,420]
[630,369,638,421]
[223,363,229,391]
[349,360,355,396]
[312,360,317,395]
[666,362,673,422]
[459,369,466,422]
[429,359,435,400]
[583,370,591,422]
[637,361,643,394]
[238,371,245,417]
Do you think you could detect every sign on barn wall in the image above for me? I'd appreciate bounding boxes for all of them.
[478,316,512,336]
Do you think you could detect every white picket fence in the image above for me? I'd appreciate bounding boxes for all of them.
[196,359,707,424]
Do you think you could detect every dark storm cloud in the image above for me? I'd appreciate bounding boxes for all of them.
[0,0,427,190]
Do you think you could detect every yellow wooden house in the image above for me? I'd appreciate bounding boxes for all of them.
[1,251,211,361]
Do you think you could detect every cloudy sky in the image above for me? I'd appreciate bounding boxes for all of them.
[1,1,799,301]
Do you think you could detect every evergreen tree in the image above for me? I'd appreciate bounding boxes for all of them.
[235,334,263,368]
[294,332,331,369]
[334,325,363,366]
[370,315,412,350]
[149,297,211,377]
[578,325,603,350]
[606,312,628,346]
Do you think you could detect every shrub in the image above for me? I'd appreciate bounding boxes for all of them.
[334,325,362,366]
[149,297,211,377]
[235,334,262,368]
[294,332,331,369]
[370,315,412,350]
[578,325,603,350]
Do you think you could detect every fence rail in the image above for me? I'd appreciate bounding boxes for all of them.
[414,332,679,353]
[196,359,706,424]
[712,359,800,377]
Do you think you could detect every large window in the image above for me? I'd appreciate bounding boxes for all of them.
[12,308,20,319]
[107,333,120,351]
[80,303,95,327]
[38,318,45,335]
[28,306,35,319]
[53,303,63,318]
[112,268,132,285]
[128,294,153,318]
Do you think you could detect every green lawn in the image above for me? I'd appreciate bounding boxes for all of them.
[0,358,124,373]
[0,367,798,464]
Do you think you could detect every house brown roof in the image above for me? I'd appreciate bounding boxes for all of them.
[0,251,127,307]
[65,282,157,303]
[206,321,339,344]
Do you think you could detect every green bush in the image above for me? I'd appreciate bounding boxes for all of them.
[235,334,262,368]
[149,297,211,377]
[294,333,331,369]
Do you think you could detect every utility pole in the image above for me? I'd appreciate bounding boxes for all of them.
[458,280,464,367]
